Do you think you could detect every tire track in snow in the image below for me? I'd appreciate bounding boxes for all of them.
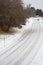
[20,33,41,65]
[10,31,40,65]
[5,31,39,65]
[0,18,41,65]
[7,21,40,65]
[13,20,41,65]
[0,31,38,65]
[0,29,33,59]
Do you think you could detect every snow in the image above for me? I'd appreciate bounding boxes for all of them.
[0,17,43,65]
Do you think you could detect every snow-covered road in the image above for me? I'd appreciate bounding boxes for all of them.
[0,17,43,65]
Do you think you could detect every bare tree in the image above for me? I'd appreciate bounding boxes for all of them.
[0,0,36,32]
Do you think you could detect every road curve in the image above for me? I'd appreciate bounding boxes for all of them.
[0,18,43,65]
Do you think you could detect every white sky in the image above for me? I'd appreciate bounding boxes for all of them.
[22,0,43,10]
